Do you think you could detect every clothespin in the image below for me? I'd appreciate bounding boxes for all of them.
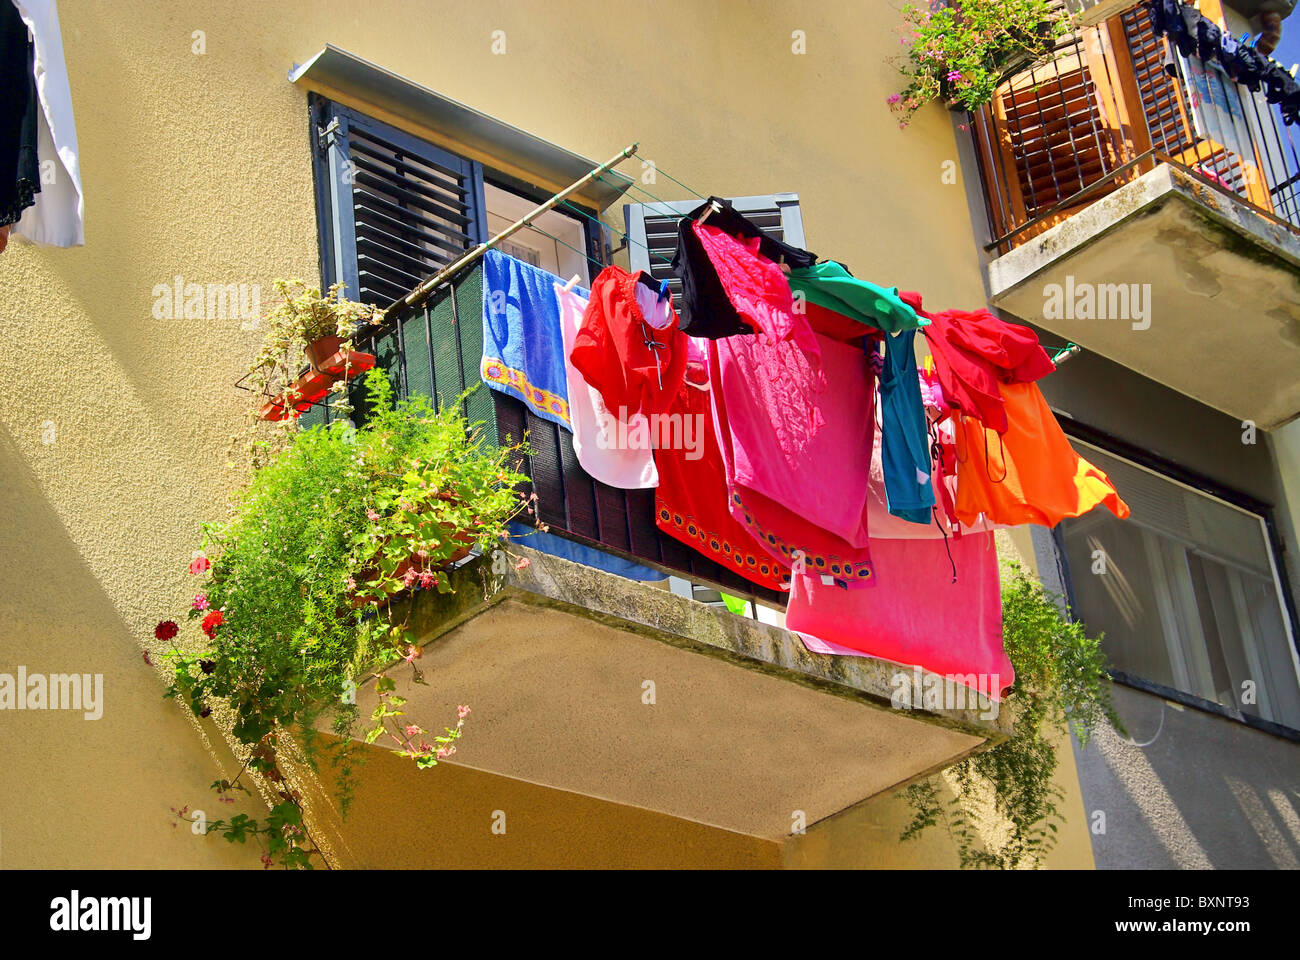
[923,354,935,375]
[1291,64,1299,78]
[658,278,671,302]
[777,254,790,275]
[1052,343,1082,366]
[562,274,580,292]
[698,200,722,225]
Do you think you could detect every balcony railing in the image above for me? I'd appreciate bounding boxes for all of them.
[328,261,786,605]
[971,3,1300,255]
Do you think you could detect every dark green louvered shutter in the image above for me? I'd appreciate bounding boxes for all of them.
[304,96,488,427]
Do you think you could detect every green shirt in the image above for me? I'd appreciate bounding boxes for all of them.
[786,260,924,334]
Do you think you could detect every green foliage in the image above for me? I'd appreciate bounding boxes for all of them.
[901,561,1122,868]
[889,0,1073,125]
[163,367,528,867]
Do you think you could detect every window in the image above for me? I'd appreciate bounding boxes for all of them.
[623,193,807,307]
[483,182,591,286]
[310,95,596,308]
[1058,438,1300,731]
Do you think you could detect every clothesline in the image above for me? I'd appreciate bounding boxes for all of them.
[472,193,1131,697]
[557,198,675,269]
[525,193,1090,374]
[600,163,710,203]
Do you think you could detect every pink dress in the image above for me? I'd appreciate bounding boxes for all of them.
[708,330,876,586]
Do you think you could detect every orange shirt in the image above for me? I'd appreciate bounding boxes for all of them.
[955,380,1130,528]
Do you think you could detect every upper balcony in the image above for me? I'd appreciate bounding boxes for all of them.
[969,2,1300,429]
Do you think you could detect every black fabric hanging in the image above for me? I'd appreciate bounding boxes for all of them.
[668,196,816,339]
[1145,0,1297,125]
[1,0,40,228]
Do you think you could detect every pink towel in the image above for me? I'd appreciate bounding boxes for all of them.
[708,330,876,585]
[786,531,1013,699]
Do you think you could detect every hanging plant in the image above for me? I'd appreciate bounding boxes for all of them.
[899,561,1124,868]
[159,367,532,868]
[889,0,1074,126]
[246,279,381,431]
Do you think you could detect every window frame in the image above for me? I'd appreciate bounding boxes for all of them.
[623,192,807,275]
[1054,417,1300,741]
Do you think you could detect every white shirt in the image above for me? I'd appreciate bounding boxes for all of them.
[12,0,83,247]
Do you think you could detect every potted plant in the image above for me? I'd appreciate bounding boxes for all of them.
[248,279,381,423]
[157,367,532,867]
[888,0,1074,126]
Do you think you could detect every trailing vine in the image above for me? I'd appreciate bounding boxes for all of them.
[889,0,1073,126]
[900,561,1123,868]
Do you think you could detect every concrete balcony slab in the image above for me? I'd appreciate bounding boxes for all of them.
[331,546,1008,842]
[988,163,1300,429]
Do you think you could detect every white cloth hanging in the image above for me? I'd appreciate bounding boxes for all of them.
[12,0,83,247]
[556,282,659,490]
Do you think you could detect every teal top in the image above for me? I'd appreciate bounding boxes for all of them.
[786,260,924,334]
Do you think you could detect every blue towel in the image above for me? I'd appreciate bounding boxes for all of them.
[507,523,666,581]
[481,249,583,429]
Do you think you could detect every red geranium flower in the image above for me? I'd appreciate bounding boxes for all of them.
[189,554,211,576]
[201,610,224,638]
[154,620,179,641]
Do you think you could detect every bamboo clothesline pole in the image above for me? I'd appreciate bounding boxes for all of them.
[382,142,640,321]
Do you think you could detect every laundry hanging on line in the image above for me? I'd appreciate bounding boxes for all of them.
[708,329,877,587]
[653,354,791,593]
[669,195,818,340]
[556,280,659,490]
[569,263,687,422]
[786,260,924,337]
[457,158,1134,688]
[2,0,84,246]
[953,380,1131,529]
[789,530,1013,701]
[480,247,575,429]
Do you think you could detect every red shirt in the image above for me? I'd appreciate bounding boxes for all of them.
[571,266,686,421]
[901,291,1053,434]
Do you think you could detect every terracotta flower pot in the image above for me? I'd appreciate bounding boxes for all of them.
[304,335,344,373]
[258,366,334,421]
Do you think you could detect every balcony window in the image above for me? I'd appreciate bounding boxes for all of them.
[1058,437,1300,733]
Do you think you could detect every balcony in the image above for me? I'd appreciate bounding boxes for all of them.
[298,260,1011,862]
[970,3,1300,429]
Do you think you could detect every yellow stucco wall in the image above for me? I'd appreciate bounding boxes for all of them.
[0,0,1093,868]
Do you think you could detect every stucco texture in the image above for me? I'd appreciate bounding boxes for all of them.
[0,0,1076,868]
